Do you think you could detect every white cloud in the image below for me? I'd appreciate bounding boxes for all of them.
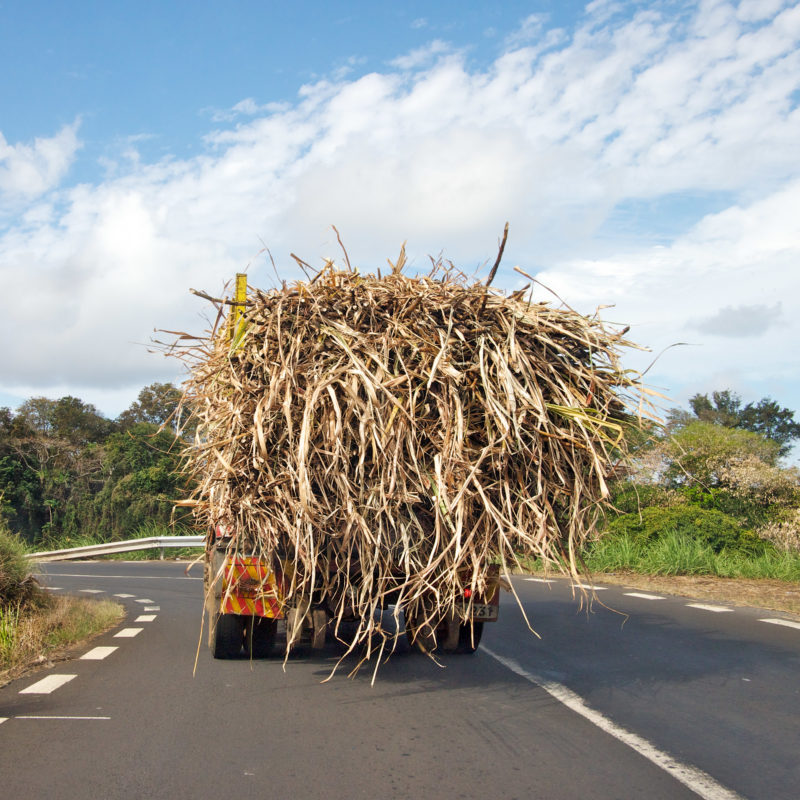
[535,178,800,403]
[690,303,783,337]
[504,13,549,48]
[389,39,453,70]
[0,122,81,205]
[0,1,798,415]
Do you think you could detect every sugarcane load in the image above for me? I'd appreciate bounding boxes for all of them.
[172,230,648,672]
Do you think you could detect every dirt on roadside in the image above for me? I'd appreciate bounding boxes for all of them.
[585,572,800,618]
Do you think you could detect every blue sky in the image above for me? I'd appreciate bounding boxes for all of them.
[1,0,799,435]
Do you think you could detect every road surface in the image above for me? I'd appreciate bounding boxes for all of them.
[1,561,798,799]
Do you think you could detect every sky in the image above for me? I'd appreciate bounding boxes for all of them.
[1,0,798,430]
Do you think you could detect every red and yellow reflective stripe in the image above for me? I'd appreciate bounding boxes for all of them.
[221,593,283,618]
[221,556,285,618]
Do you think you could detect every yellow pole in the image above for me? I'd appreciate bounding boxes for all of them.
[230,273,248,349]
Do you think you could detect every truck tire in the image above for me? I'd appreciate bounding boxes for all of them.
[454,621,483,654]
[245,616,277,659]
[212,613,244,659]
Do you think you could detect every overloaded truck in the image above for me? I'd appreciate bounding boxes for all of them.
[178,253,642,670]
[204,521,502,659]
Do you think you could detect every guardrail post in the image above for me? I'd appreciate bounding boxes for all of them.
[160,546,165,561]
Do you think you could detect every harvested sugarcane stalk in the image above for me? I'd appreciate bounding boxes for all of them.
[169,239,651,673]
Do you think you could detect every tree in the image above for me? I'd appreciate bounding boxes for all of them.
[97,422,190,538]
[680,390,800,456]
[738,398,800,454]
[118,383,183,429]
[641,420,798,530]
[661,421,781,489]
[16,396,116,445]
[688,390,742,428]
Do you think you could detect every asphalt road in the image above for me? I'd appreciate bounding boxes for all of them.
[1,561,798,799]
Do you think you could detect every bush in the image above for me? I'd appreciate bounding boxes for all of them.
[0,517,41,608]
[662,421,781,487]
[610,482,681,514]
[757,511,800,553]
[605,505,769,555]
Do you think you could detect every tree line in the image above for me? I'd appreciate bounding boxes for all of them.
[0,383,191,547]
[1,382,798,554]
[609,390,800,555]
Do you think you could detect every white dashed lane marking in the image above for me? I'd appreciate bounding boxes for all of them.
[625,592,665,600]
[114,593,135,598]
[15,716,110,721]
[19,674,77,694]
[79,589,104,594]
[114,627,143,638]
[144,606,160,611]
[687,603,733,613]
[525,580,800,634]
[135,599,154,604]
[47,587,63,591]
[80,646,118,660]
[135,615,157,622]
[0,717,7,725]
[759,618,800,630]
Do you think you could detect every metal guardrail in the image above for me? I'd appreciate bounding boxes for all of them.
[26,536,205,562]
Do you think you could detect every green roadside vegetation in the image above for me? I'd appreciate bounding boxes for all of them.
[595,391,800,575]
[1,520,123,685]
[1,382,799,630]
[0,382,191,682]
[551,389,800,614]
[0,382,195,553]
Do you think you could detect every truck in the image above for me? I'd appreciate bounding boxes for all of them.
[201,274,503,661]
[204,522,502,659]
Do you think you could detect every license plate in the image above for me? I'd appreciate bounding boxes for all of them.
[470,603,499,621]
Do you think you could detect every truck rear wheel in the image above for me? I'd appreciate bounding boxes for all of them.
[453,621,483,654]
[212,613,244,659]
[245,616,277,658]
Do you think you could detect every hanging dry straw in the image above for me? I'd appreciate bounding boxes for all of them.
[169,232,650,672]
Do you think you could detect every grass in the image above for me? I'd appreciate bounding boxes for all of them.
[2,521,124,684]
[582,531,800,581]
[0,595,123,685]
[516,530,800,616]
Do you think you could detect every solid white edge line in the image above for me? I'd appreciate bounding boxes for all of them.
[19,674,77,694]
[135,615,157,622]
[759,618,800,630]
[114,628,143,638]
[624,592,665,600]
[80,646,119,660]
[481,646,744,800]
[686,604,733,613]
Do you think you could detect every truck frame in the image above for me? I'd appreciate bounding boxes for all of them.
[204,526,501,659]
